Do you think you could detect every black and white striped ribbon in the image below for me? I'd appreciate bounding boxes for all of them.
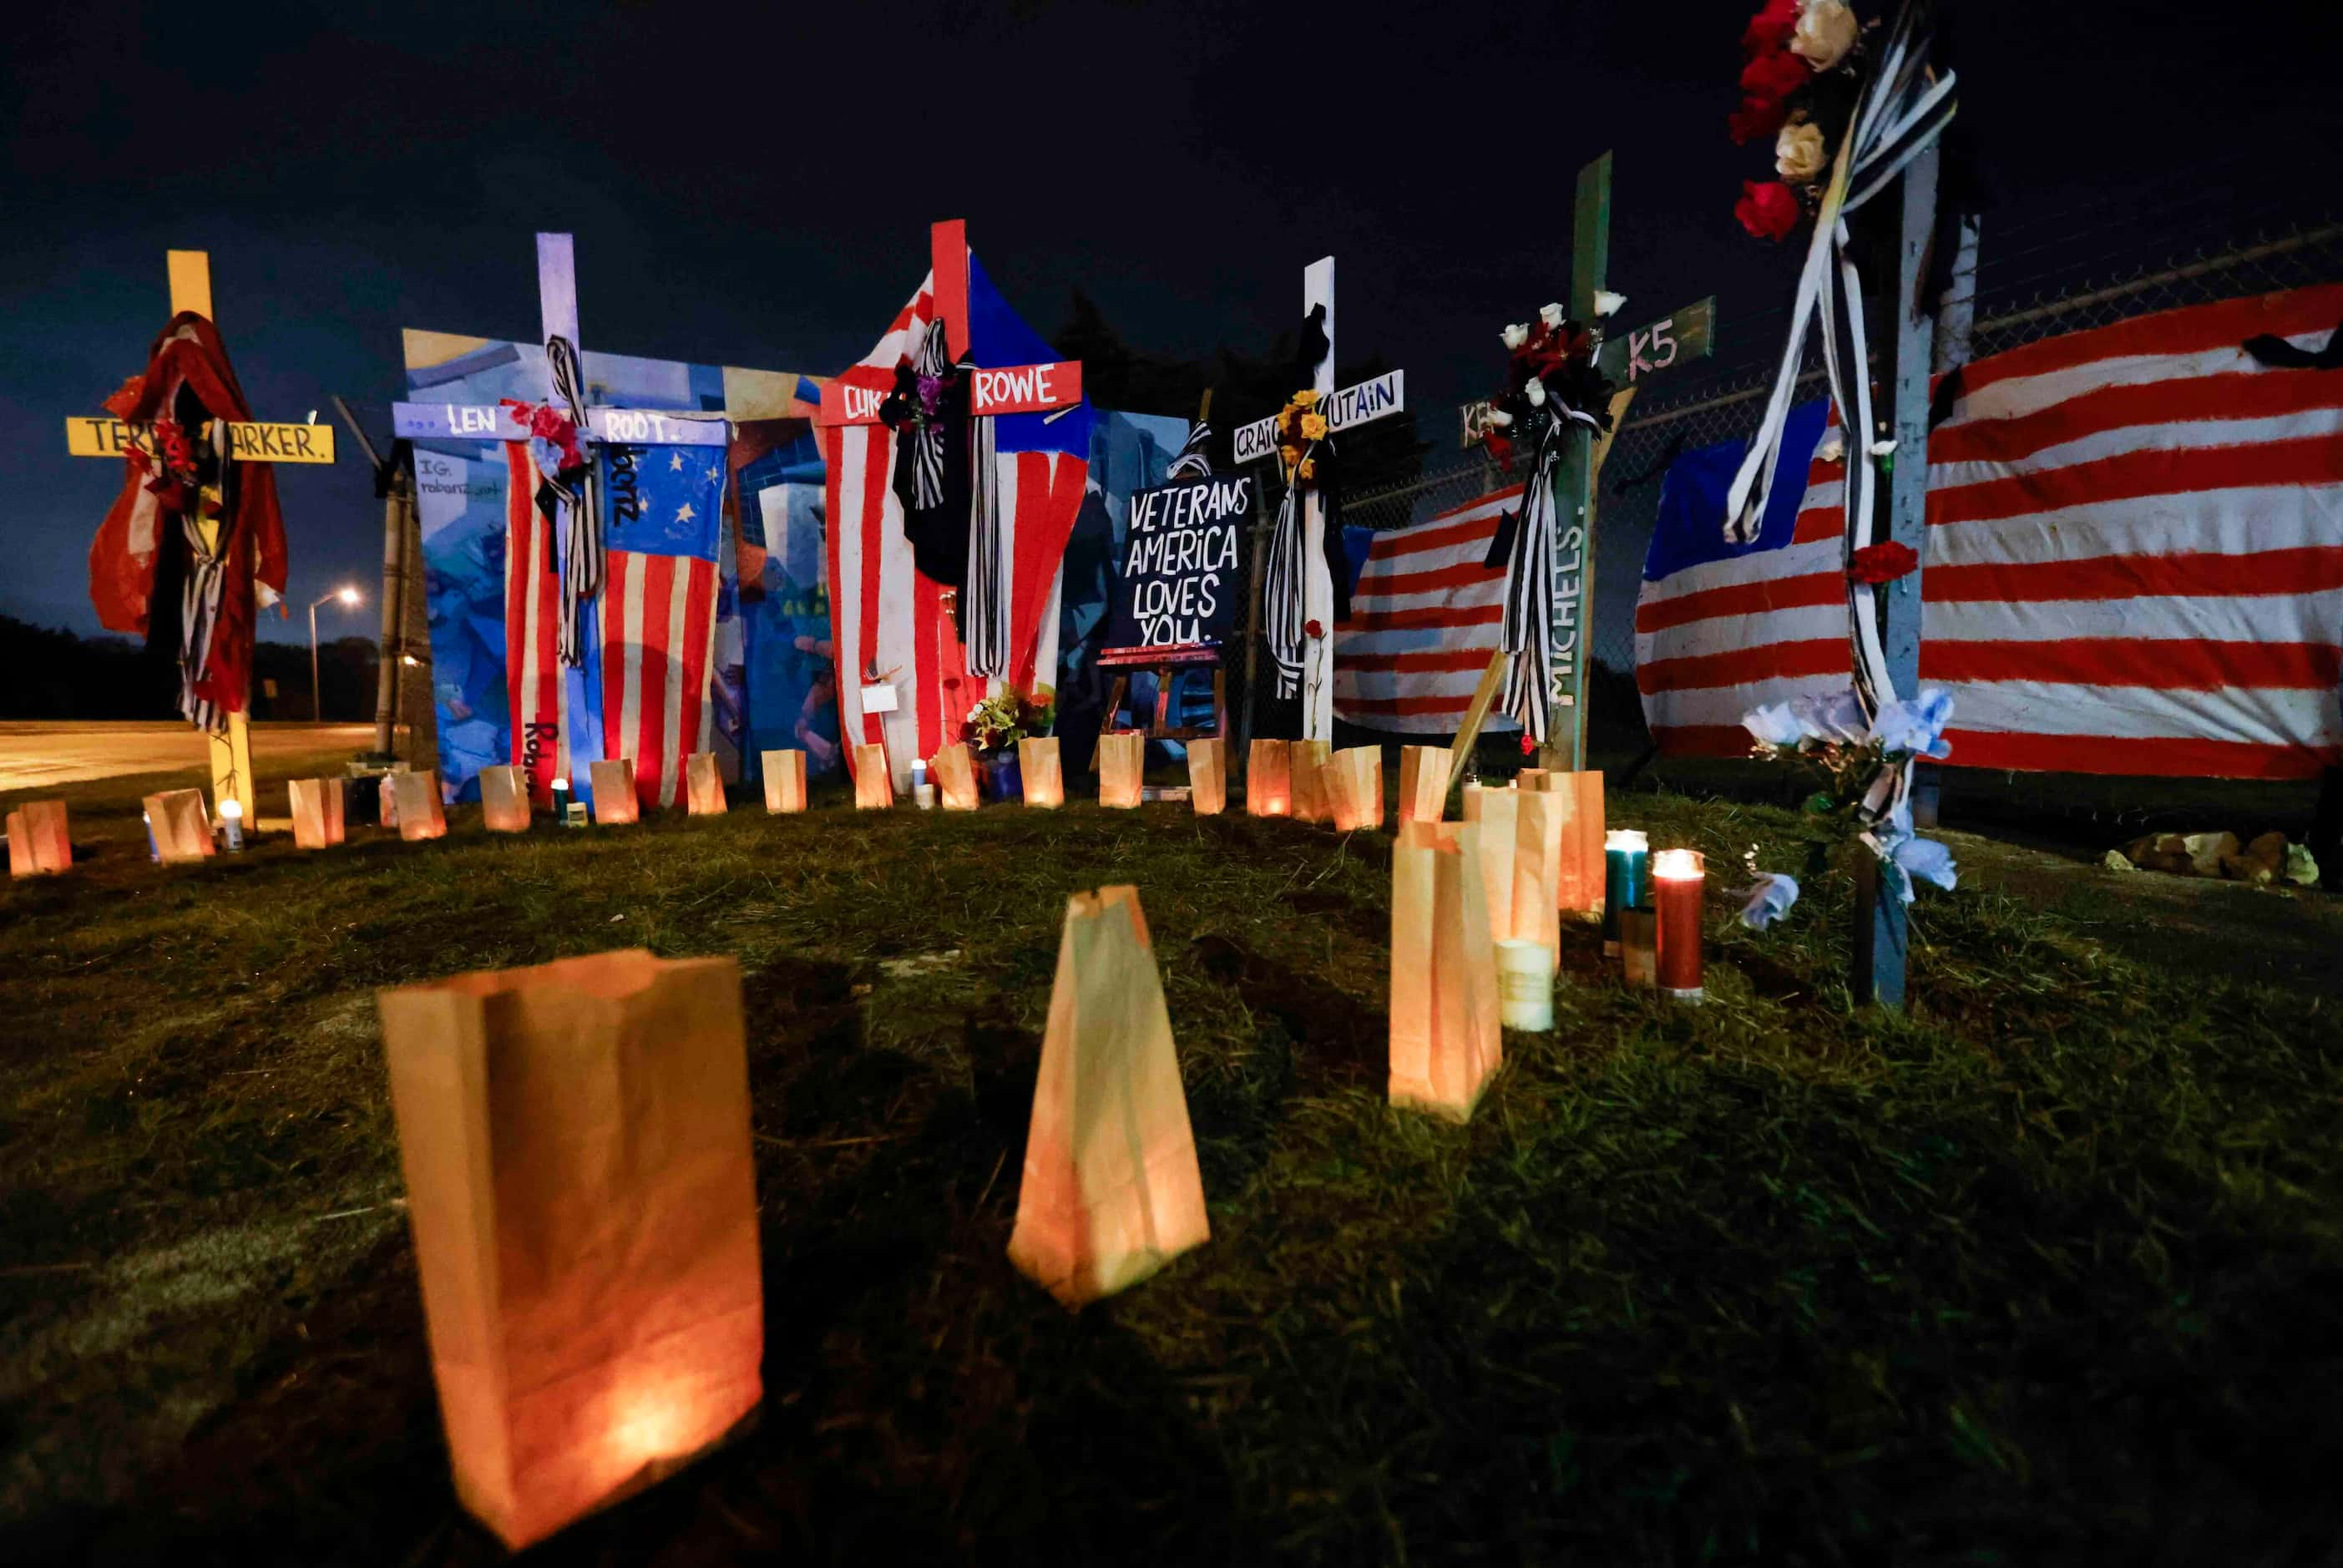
[1721,0,1956,719]
[908,322,952,513]
[1263,478,1307,700]
[544,334,604,669]
[175,420,231,734]
[1167,421,1212,481]
[1496,422,1561,744]
[964,410,1010,677]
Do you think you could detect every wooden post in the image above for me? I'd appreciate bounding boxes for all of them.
[1540,152,1610,776]
[1852,141,1941,1011]
[1300,256,1337,743]
[169,250,258,827]
[1911,209,1979,831]
[331,396,408,760]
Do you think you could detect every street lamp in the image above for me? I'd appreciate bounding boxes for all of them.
[311,586,362,724]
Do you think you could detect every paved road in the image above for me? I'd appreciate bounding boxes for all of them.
[0,721,378,791]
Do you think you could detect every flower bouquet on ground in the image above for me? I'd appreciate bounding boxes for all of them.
[1733,686,1957,931]
[964,688,1056,802]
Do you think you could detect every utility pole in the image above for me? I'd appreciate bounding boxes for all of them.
[332,396,411,761]
[1540,152,1611,777]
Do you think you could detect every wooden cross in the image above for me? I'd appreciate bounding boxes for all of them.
[1232,258,1413,743]
[63,250,340,826]
[812,220,1084,428]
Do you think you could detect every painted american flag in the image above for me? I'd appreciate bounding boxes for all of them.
[596,442,728,810]
[1637,285,2343,780]
[503,443,564,806]
[822,250,1091,792]
[1333,489,1521,735]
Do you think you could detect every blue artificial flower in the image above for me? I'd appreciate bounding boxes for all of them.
[1742,702,1807,749]
[1868,687,1955,760]
[1790,688,1870,745]
[1869,800,1958,904]
[1736,873,1801,929]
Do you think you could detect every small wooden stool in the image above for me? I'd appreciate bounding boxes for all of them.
[1097,645,1226,751]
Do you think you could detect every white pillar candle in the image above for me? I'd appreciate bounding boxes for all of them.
[1494,938,1555,1031]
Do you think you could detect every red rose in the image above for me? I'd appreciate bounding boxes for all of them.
[1304,618,1324,640]
[1735,180,1802,242]
[1519,732,1536,757]
[1849,540,1920,585]
[1741,0,1799,58]
[1738,48,1809,106]
[1728,94,1789,145]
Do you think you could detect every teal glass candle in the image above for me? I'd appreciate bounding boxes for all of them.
[1602,829,1648,958]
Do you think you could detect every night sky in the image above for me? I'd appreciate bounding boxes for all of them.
[4,0,2333,641]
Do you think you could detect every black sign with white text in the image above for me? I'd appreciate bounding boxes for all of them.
[1104,474,1252,650]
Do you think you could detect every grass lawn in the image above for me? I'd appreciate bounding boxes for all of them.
[3,751,2339,1565]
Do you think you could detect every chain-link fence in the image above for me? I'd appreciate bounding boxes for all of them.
[1292,208,2342,751]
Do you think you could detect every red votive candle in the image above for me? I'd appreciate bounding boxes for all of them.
[1652,848,1705,1004]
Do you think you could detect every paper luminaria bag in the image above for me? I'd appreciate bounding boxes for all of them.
[394,771,449,842]
[929,743,981,811]
[1398,746,1451,827]
[478,766,532,833]
[1511,788,1566,961]
[1563,770,1607,918]
[852,743,893,810]
[1328,746,1383,832]
[1389,821,1502,1121]
[288,777,347,850]
[1096,732,1143,809]
[1008,887,1211,1308]
[685,754,726,817]
[760,750,807,813]
[1187,736,1226,815]
[1245,739,1290,817]
[1288,740,1332,824]
[1019,736,1065,808]
[6,801,72,877]
[590,760,640,825]
[144,789,214,863]
[1460,783,1519,943]
[377,949,762,1550]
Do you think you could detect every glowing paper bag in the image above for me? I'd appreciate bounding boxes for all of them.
[1460,783,1519,942]
[1246,739,1290,817]
[395,771,449,842]
[479,766,532,833]
[377,949,762,1550]
[1328,746,1383,832]
[1389,821,1501,1121]
[1289,740,1332,823]
[1398,746,1450,827]
[685,754,726,816]
[144,788,214,863]
[289,777,346,849]
[1511,789,1565,960]
[1563,770,1607,919]
[929,743,981,811]
[1187,736,1226,815]
[851,743,893,810]
[1097,732,1143,809]
[1516,766,1551,793]
[590,760,640,825]
[760,751,807,814]
[1008,887,1210,1308]
[1019,736,1065,807]
[6,801,71,876]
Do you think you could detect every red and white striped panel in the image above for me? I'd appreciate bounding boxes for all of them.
[599,550,720,810]
[1333,485,1521,734]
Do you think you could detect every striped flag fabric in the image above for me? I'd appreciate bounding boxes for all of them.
[502,443,564,804]
[597,443,728,810]
[1637,284,2343,780]
[823,250,1091,792]
[1333,488,1521,735]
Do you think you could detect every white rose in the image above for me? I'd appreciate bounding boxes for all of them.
[1775,116,1827,183]
[1538,301,1566,329]
[1791,0,1857,71]
[1815,434,1845,463]
[1592,290,1627,318]
[1500,322,1529,350]
[1525,379,1547,407]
